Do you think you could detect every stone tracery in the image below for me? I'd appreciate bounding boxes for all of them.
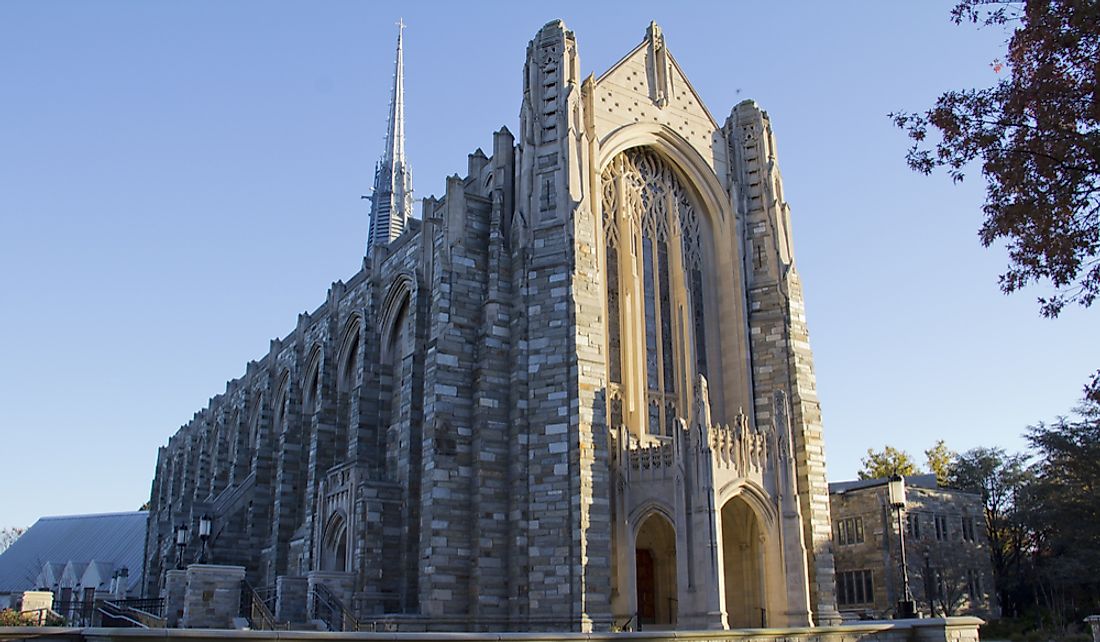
[602,147,706,438]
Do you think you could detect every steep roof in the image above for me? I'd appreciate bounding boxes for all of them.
[0,511,147,593]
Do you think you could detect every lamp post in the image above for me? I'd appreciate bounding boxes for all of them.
[888,474,916,619]
[174,525,188,570]
[198,514,212,564]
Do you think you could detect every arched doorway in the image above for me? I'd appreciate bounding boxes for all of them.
[320,514,348,572]
[721,496,766,628]
[635,512,677,627]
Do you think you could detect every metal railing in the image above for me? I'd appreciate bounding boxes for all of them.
[310,583,359,632]
[98,598,166,628]
[52,599,95,626]
[239,581,285,630]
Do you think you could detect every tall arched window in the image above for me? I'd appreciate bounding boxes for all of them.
[603,148,708,438]
[385,298,411,430]
[335,322,361,463]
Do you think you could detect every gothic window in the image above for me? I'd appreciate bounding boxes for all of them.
[247,395,263,474]
[336,329,360,463]
[385,296,411,429]
[601,148,708,438]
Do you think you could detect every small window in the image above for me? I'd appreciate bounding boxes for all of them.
[837,517,865,546]
[907,512,922,539]
[837,569,874,606]
[961,516,976,542]
[966,569,983,598]
[934,514,948,541]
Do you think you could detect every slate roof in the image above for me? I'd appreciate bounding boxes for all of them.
[828,473,939,494]
[0,511,147,593]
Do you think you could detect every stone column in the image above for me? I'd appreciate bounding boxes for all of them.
[19,591,53,621]
[274,575,308,624]
[163,569,187,628]
[180,564,245,629]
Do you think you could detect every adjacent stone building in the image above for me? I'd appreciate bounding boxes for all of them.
[829,474,996,620]
[143,20,841,631]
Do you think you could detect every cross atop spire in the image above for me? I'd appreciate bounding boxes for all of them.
[366,19,414,256]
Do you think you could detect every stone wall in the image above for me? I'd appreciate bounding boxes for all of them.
[830,478,996,618]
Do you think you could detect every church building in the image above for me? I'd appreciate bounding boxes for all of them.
[143,20,840,631]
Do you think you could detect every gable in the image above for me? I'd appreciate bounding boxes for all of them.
[592,23,724,173]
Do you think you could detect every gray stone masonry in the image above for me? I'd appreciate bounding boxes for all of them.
[144,19,841,633]
[830,476,996,619]
[180,565,245,629]
[163,570,186,628]
[275,576,308,624]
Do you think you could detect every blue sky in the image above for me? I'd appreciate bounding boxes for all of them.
[1,1,1095,531]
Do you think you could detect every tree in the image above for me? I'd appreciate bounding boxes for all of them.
[891,0,1100,400]
[0,527,25,555]
[858,446,920,480]
[1021,399,1100,627]
[925,439,957,487]
[948,446,1031,615]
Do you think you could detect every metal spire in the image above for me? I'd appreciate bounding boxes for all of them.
[366,18,413,256]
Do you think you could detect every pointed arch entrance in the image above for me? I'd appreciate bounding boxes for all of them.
[721,496,766,628]
[635,512,677,627]
[320,513,348,572]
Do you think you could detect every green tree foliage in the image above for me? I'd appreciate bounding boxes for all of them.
[858,446,920,480]
[892,0,1100,401]
[925,439,957,487]
[1022,399,1100,627]
[949,446,1031,616]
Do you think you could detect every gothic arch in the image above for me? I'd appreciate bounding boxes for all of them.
[302,344,323,417]
[717,482,785,628]
[334,315,363,464]
[633,510,678,626]
[379,273,415,353]
[597,123,752,428]
[627,500,676,535]
[716,479,778,530]
[320,511,349,572]
[272,370,291,433]
[336,314,363,393]
[246,392,264,473]
[597,123,732,232]
[599,143,724,437]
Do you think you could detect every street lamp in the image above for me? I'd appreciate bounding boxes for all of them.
[888,474,916,619]
[198,514,212,564]
[174,524,188,570]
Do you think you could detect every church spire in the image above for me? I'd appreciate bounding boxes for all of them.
[366,19,414,255]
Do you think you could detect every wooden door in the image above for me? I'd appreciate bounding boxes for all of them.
[636,549,656,622]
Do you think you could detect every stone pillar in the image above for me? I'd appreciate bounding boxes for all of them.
[727,100,840,626]
[180,564,245,629]
[275,576,308,624]
[911,616,984,642]
[163,569,187,628]
[19,591,53,618]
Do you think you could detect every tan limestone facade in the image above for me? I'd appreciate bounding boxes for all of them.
[143,20,839,631]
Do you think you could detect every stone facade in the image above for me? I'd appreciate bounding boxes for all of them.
[829,475,996,619]
[143,21,839,631]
